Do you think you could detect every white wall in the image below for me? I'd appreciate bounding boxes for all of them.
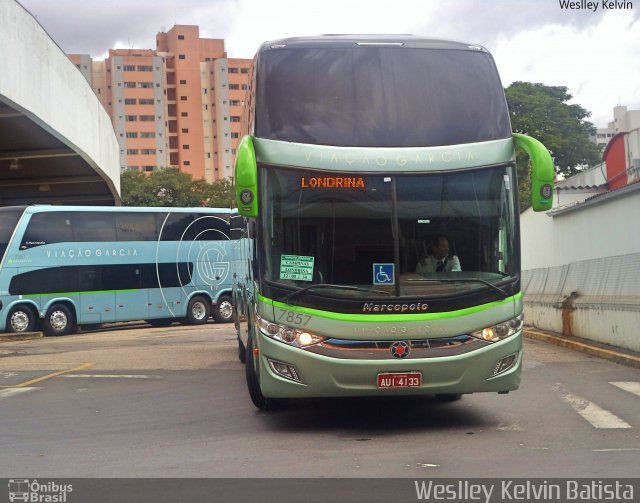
[521,185,640,270]
[521,182,640,352]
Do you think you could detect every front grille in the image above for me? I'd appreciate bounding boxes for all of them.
[304,335,489,360]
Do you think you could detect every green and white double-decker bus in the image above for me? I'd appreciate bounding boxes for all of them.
[233,35,553,409]
[0,206,238,336]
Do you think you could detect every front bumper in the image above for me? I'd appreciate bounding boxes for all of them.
[256,330,522,398]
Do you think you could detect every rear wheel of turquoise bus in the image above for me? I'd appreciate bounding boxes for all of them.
[6,305,37,333]
[186,296,210,325]
[212,294,233,323]
[43,304,76,336]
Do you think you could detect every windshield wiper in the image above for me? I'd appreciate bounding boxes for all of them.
[281,283,392,304]
[406,277,509,299]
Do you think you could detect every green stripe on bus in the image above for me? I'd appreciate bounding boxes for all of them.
[257,291,522,322]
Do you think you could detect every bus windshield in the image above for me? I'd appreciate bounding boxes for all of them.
[260,165,518,299]
[255,46,510,147]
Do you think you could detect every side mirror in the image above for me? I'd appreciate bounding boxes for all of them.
[513,133,554,212]
[234,135,258,218]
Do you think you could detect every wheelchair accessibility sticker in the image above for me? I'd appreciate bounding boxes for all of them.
[373,263,394,285]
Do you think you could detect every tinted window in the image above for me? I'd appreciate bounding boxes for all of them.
[159,213,230,241]
[0,207,25,260]
[185,214,230,241]
[116,212,158,241]
[230,215,247,240]
[73,213,117,242]
[9,263,194,295]
[159,213,194,241]
[256,47,510,147]
[21,212,73,249]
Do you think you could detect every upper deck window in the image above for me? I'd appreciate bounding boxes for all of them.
[255,46,510,147]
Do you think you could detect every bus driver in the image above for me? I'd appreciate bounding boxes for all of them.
[415,235,462,274]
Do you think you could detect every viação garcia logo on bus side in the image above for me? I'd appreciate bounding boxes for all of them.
[44,247,140,259]
[302,149,477,167]
[194,243,230,287]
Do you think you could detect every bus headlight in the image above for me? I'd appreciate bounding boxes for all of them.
[256,312,326,348]
[471,313,523,343]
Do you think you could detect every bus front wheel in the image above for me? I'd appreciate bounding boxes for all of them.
[44,304,76,336]
[246,334,278,410]
[186,296,210,324]
[7,305,37,333]
[212,295,233,323]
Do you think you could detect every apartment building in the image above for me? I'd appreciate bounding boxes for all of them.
[69,25,251,182]
[593,105,640,149]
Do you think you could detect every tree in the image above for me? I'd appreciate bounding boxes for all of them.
[505,82,601,209]
[204,177,234,207]
[121,168,234,208]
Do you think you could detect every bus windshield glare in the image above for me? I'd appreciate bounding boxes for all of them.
[260,164,518,299]
[256,47,511,147]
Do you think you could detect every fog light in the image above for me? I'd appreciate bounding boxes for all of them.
[268,359,303,383]
[492,353,518,377]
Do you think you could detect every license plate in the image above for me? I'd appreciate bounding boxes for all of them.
[377,372,422,388]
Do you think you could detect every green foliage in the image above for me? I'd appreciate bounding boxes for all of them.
[505,82,602,210]
[121,168,233,208]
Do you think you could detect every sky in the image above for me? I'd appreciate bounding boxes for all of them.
[17,0,640,127]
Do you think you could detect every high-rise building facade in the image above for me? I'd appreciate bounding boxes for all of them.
[593,105,640,150]
[69,25,251,182]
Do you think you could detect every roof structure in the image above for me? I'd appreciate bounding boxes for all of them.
[0,0,120,206]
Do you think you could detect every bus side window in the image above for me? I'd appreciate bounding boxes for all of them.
[74,213,117,242]
[192,214,230,241]
[78,268,101,292]
[230,215,247,240]
[116,212,158,241]
[20,212,72,249]
[159,213,194,241]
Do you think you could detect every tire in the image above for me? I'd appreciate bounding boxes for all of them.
[212,294,233,323]
[238,337,246,363]
[185,296,210,325]
[6,305,37,333]
[43,304,76,336]
[245,334,277,410]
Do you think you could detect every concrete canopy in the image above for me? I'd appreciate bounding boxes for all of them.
[0,0,120,206]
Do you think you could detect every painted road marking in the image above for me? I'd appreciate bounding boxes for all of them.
[8,363,95,388]
[61,374,162,379]
[593,448,640,452]
[610,381,640,397]
[0,387,39,400]
[553,384,632,429]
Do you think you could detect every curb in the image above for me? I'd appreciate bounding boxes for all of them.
[0,331,44,342]
[524,328,640,369]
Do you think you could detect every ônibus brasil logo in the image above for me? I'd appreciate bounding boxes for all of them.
[8,479,72,502]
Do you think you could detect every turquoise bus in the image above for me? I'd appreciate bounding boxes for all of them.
[0,206,238,336]
[233,35,554,409]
